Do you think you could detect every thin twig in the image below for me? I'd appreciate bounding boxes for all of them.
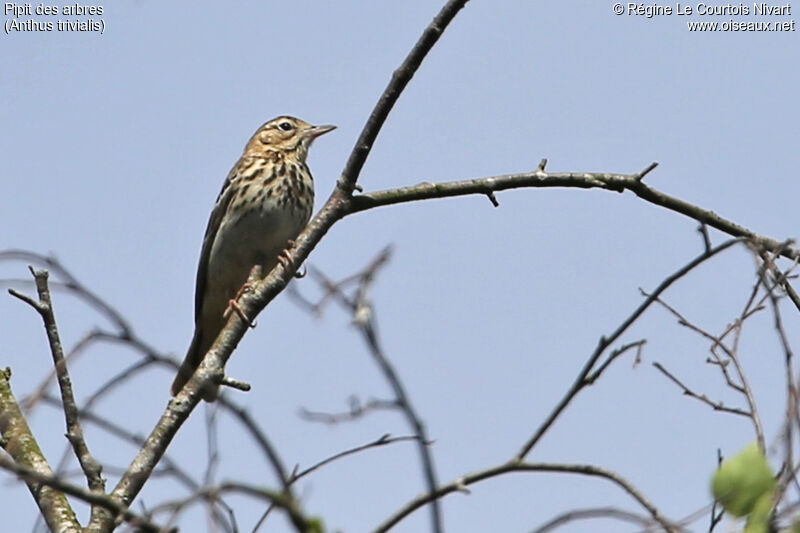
[151,482,317,533]
[0,250,133,337]
[698,223,712,253]
[757,249,800,501]
[645,290,765,448]
[10,269,106,522]
[290,434,418,482]
[359,315,442,532]
[295,247,444,531]
[216,396,292,491]
[586,340,646,383]
[337,0,471,194]
[0,456,170,533]
[38,394,200,491]
[298,397,399,424]
[652,362,750,417]
[300,247,444,531]
[516,238,743,460]
[531,506,654,533]
[709,449,724,533]
[373,461,680,533]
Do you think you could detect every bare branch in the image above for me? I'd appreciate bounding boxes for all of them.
[374,461,680,533]
[652,362,750,416]
[1,251,178,418]
[646,290,765,448]
[349,169,798,263]
[337,0,471,194]
[636,161,659,180]
[292,247,444,531]
[0,369,81,532]
[517,238,744,459]
[709,449,725,533]
[698,222,712,253]
[216,396,292,490]
[38,394,201,492]
[358,314,442,528]
[298,397,399,424]
[0,455,171,533]
[151,482,319,533]
[756,248,800,502]
[1,250,133,337]
[9,268,106,520]
[290,434,418,483]
[531,506,654,533]
[585,340,646,384]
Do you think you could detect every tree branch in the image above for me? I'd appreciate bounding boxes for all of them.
[0,368,81,533]
[531,506,655,533]
[350,165,798,262]
[9,268,106,522]
[338,0,471,194]
[373,461,679,533]
[0,455,169,533]
[652,362,751,416]
[516,238,743,459]
[290,434,418,483]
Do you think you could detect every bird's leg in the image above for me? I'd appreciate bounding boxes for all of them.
[278,240,306,278]
[278,240,295,270]
[223,283,257,328]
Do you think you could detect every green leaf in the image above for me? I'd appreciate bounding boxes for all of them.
[744,492,774,533]
[307,517,325,533]
[711,443,775,518]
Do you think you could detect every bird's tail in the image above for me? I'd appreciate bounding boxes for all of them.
[171,329,219,401]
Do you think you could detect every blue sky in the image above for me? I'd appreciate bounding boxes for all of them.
[2,2,799,532]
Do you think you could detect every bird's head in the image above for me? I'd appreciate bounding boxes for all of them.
[245,116,335,161]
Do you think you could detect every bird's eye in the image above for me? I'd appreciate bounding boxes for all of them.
[278,121,294,131]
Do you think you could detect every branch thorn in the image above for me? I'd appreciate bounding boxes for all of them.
[636,162,659,181]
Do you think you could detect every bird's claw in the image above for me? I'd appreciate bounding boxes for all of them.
[223,283,257,328]
[278,240,296,271]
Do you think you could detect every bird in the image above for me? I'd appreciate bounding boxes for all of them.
[171,116,336,401]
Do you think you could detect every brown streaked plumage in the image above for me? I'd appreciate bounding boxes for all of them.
[172,116,335,401]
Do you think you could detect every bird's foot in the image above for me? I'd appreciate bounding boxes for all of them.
[279,240,306,278]
[278,241,295,270]
[223,283,257,328]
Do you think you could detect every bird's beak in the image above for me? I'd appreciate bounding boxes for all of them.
[307,124,336,138]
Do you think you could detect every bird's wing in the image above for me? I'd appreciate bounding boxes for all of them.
[193,161,241,322]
